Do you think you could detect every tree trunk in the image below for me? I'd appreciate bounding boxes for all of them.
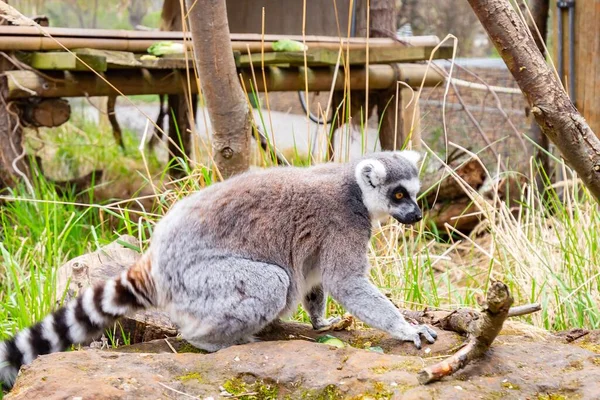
[0,67,29,189]
[185,0,251,178]
[0,6,30,190]
[467,0,600,202]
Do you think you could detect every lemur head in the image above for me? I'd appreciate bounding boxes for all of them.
[354,150,422,225]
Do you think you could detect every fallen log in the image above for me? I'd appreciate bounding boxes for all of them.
[417,281,514,384]
[422,168,526,233]
[425,198,481,232]
[420,151,487,206]
[420,150,488,232]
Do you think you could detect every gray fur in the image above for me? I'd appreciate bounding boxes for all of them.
[150,149,435,350]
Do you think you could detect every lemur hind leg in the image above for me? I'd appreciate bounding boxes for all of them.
[303,284,341,330]
[167,258,290,352]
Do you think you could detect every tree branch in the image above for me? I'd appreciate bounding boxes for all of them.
[418,281,514,384]
[467,0,600,201]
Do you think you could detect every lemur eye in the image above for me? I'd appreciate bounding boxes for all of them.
[395,192,404,200]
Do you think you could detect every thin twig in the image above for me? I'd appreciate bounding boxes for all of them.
[157,382,201,400]
[507,303,541,317]
[164,338,178,354]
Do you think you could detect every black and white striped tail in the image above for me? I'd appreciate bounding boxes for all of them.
[0,258,155,389]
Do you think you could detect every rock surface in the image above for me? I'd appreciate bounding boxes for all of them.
[6,327,600,399]
[30,238,599,398]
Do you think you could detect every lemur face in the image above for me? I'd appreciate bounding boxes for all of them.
[355,150,422,225]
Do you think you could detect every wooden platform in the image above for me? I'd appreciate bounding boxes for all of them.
[3,29,450,99]
[14,43,452,72]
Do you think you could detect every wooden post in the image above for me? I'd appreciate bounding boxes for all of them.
[89,97,110,131]
[167,81,198,175]
[160,0,198,175]
[354,0,421,151]
[553,0,600,137]
[402,87,421,149]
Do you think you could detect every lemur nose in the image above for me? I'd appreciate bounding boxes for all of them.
[412,212,423,223]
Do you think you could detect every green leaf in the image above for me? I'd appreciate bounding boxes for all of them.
[316,334,345,348]
[272,39,307,52]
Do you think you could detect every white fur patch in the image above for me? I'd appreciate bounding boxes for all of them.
[397,150,421,166]
[301,268,323,297]
[14,329,34,365]
[0,342,18,388]
[40,315,62,353]
[65,301,88,344]
[82,287,108,327]
[355,159,387,188]
[399,178,421,198]
[355,159,390,221]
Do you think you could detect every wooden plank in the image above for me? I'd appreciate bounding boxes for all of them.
[238,45,453,67]
[333,45,454,64]
[22,52,107,72]
[137,56,193,69]
[76,48,199,70]
[238,51,315,67]
[75,48,141,68]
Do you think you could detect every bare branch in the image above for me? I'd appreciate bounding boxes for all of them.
[418,281,514,384]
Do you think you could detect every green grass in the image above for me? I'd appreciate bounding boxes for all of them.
[0,169,110,337]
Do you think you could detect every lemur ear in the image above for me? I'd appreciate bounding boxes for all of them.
[397,150,421,166]
[355,159,387,188]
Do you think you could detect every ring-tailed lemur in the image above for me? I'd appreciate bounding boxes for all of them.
[0,150,436,389]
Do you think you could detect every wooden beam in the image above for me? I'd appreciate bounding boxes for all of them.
[76,48,141,68]
[0,25,441,48]
[5,64,444,99]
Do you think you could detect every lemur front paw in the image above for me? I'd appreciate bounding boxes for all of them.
[312,316,342,332]
[395,324,437,349]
